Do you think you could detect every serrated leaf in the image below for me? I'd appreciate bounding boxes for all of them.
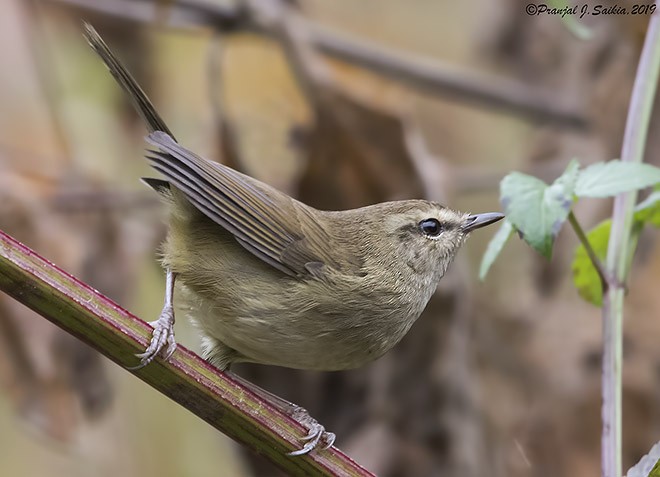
[501,160,578,258]
[479,219,514,280]
[572,192,660,305]
[575,160,660,198]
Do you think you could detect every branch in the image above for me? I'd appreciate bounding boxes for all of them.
[44,0,588,128]
[601,8,660,477]
[0,229,374,477]
[307,21,587,128]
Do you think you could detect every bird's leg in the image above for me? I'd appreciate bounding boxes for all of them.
[128,269,177,370]
[229,372,335,456]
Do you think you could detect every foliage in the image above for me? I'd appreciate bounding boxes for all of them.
[480,160,660,299]
[572,191,660,305]
[499,160,579,259]
[479,219,514,280]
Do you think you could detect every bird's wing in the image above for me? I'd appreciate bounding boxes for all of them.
[146,131,350,278]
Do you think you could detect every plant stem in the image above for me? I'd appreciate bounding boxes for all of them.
[0,230,374,477]
[601,9,660,477]
[568,211,608,291]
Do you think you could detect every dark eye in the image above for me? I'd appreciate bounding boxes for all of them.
[419,218,443,237]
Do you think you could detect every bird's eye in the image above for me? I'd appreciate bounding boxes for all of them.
[419,218,443,237]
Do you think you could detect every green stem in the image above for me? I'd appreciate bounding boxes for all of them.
[601,9,660,477]
[568,211,608,291]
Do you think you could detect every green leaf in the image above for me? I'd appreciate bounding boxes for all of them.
[479,219,514,280]
[500,160,579,258]
[634,190,660,226]
[575,160,660,198]
[650,459,660,477]
[572,192,660,305]
[572,220,610,306]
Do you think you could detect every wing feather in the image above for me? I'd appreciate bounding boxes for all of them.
[146,132,346,278]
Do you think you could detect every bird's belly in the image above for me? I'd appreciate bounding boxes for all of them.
[180,282,420,371]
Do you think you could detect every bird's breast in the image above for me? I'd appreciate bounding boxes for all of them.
[178,266,429,371]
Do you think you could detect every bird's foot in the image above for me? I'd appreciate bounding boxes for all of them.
[287,406,336,456]
[128,305,176,370]
[227,372,336,456]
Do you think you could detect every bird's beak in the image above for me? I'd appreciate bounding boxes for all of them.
[462,212,505,233]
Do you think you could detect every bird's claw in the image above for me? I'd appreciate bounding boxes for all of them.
[286,408,336,456]
[127,306,176,370]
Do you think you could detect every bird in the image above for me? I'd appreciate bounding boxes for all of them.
[83,23,504,455]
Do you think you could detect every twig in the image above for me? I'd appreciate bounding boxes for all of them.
[601,8,660,477]
[44,0,588,128]
[308,21,587,129]
[47,0,247,31]
[568,211,608,291]
[0,229,375,477]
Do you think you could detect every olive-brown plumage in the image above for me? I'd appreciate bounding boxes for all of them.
[145,143,480,370]
[83,23,504,453]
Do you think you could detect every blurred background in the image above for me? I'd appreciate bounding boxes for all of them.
[1,0,660,475]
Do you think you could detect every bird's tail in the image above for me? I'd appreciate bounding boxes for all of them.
[83,22,175,140]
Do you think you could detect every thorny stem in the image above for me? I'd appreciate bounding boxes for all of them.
[568,211,608,292]
[601,8,660,477]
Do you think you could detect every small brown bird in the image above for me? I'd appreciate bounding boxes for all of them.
[84,24,503,455]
